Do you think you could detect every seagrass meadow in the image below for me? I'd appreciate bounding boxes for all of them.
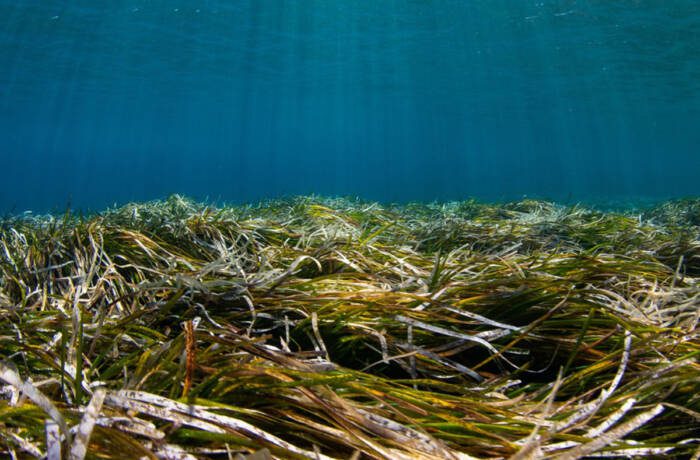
[0,195,698,459]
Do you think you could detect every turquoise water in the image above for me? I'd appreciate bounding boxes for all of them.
[1,1,698,212]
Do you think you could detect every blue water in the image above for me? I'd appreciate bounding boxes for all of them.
[1,1,699,212]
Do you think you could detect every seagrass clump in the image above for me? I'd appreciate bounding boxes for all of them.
[0,195,698,459]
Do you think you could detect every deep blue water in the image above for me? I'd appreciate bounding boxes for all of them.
[1,1,699,212]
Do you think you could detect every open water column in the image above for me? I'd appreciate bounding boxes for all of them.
[0,1,699,209]
[0,2,699,459]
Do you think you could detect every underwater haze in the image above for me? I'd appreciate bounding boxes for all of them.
[1,0,699,212]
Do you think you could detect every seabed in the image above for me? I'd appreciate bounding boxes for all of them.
[0,195,698,459]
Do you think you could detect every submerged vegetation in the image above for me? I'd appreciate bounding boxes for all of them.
[0,195,698,459]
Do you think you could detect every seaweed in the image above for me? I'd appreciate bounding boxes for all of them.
[0,195,698,459]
